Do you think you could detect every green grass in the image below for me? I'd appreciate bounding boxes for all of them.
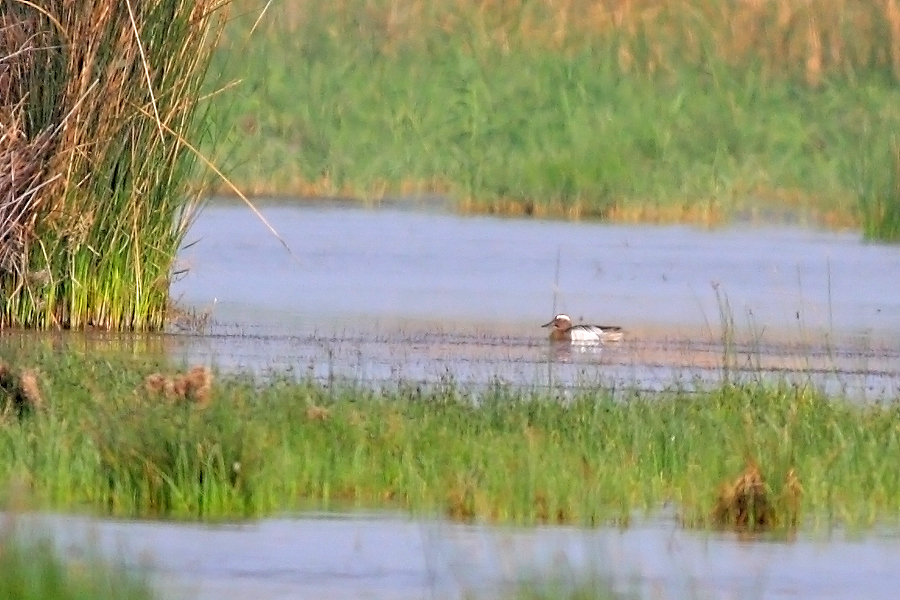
[1,340,900,531]
[0,523,155,600]
[206,0,900,231]
[852,132,900,242]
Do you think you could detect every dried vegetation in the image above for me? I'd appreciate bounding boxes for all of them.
[712,460,803,532]
[144,365,213,406]
[0,359,41,417]
[0,0,227,330]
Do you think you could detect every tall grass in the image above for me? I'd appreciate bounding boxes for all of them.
[209,0,900,232]
[853,133,900,242]
[253,0,900,81]
[3,342,900,530]
[0,0,227,331]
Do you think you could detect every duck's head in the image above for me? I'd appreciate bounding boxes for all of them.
[541,314,572,331]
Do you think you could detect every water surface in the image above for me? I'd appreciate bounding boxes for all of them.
[176,199,900,334]
[13,511,900,600]
[167,199,900,395]
[9,201,900,600]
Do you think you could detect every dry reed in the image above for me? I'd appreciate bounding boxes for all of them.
[0,12,56,285]
[305,404,331,421]
[0,359,42,416]
[712,459,802,532]
[144,365,213,406]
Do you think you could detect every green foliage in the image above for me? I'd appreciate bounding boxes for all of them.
[511,576,639,600]
[853,133,900,242]
[207,0,900,226]
[2,342,900,530]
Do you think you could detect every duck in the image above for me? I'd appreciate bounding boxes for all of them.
[541,313,624,343]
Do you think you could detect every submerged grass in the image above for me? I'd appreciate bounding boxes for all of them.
[2,342,900,532]
[511,577,639,600]
[210,0,900,233]
[0,521,155,600]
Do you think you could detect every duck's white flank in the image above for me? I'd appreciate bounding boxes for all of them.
[541,314,624,343]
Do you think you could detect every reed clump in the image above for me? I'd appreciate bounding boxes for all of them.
[854,134,900,242]
[711,460,804,533]
[93,389,264,518]
[266,0,900,82]
[0,0,227,331]
[712,460,773,531]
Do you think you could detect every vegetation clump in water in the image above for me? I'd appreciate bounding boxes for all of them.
[711,460,802,532]
[0,0,227,330]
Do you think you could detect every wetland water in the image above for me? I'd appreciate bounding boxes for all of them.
[14,510,900,600]
[167,198,900,396]
[13,199,900,600]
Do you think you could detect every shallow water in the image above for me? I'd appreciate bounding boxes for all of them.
[12,511,900,600]
[164,198,900,396]
[176,199,900,334]
[9,201,900,600]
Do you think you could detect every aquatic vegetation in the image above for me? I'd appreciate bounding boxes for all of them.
[209,0,900,231]
[0,0,227,330]
[510,577,639,600]
[1,342,900,532]
[0,523,155,600]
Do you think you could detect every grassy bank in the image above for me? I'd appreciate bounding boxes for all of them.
[209,0,900,234]
[1,342,899,531]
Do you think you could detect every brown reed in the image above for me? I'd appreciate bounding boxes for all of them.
[0,359,42,416]
[712,459,803,532]
[0,0,228,330]
[144,365,213,406]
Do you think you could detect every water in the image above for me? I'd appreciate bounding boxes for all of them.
[11,200,900,599]
[176,199,900,333]
[11,510,900,600]
[166,198,900,396]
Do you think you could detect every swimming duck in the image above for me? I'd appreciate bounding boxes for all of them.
[541,314,624,343]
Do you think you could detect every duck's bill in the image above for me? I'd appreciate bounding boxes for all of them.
[541,320,555,327]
